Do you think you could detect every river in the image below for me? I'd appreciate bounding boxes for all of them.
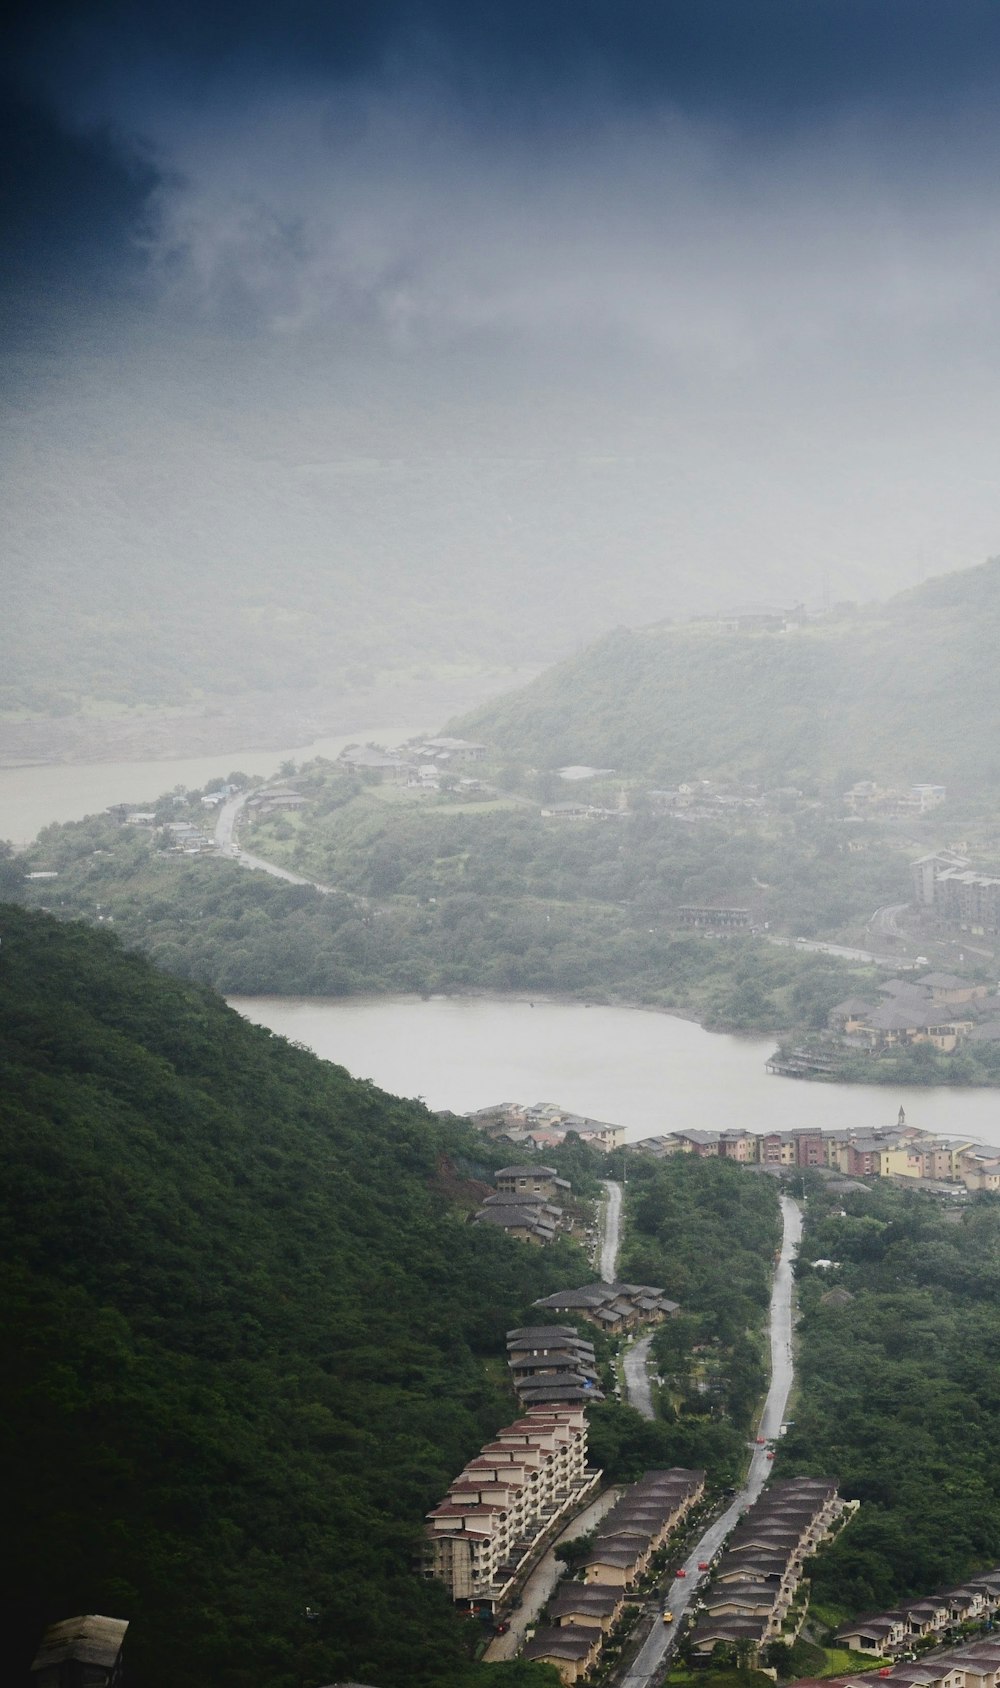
[229,992,1000,1149]
[0,724,421,848]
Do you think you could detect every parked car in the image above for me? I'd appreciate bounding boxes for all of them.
[698,1561,710,1571]
[676,1568,687,1578]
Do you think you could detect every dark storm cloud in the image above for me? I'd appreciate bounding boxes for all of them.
[6,0,1000,346]
[1,6,998,400]
[5,1,1000,620]
[12,0,1000,123]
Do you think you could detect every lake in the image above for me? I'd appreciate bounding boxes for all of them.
[229,993,1000,1149]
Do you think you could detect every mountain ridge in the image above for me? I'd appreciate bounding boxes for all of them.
[455,555,1000,790]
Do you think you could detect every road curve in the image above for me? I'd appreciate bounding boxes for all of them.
[618,1193,802,1688]
[214,790,249,855]
[215,789,336,893]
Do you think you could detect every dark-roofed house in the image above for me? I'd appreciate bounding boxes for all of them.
[532,1281,679,1331]
[32,1615,128,1688]
[523,1623,603,1683]
[473,1203,558,1244]
[688,1613,772,1661]
[506,1326,603,1404]
[495,1165,571,1201]
[548,1584,626,1632]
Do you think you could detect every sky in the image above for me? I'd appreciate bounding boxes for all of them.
[4,1,1000,691]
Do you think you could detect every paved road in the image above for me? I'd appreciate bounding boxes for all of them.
[599,1179,623,1283]
[869,902,909,937]
[618,1194,803,1688]
[768,934,900,966]
[483,1486,624,1662]
[214,790,248,855]
[623,1333,655,1420]
[214,789,336,893]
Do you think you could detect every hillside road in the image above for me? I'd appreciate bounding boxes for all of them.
[617,1193,802,1688]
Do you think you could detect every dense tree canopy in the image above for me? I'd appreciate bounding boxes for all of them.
[0,906,576,1688]
[783,1182,1000,1615]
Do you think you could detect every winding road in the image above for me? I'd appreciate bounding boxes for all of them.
[215,789,336,892]
[618,1193,802,1688]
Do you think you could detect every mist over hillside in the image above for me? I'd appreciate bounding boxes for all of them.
[456,556,1000,791]
[10,309,999,718]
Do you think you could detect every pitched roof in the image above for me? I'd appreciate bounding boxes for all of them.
[32,1616,128,1671]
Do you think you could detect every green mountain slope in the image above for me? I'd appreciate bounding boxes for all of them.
[0,906,571,1688]
[456,557,1000,790]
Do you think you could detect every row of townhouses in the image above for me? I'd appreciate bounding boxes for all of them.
[632,1121,1000,1192]
[507,1326,606,1408]
[819,1633,1000,1688]
[836,1570,1000,1656]
[523,1468,706,1684]
[689,1477,850,1663]
[422,1406,600,1612]
[531,1281,681,1335]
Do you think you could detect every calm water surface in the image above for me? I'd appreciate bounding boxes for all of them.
[229,994,1000,1149]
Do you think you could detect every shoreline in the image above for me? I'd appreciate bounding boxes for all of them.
[230,985,1000,1089]
[0,669,536,769]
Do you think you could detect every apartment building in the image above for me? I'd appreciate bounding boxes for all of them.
[422,1406,599,1611]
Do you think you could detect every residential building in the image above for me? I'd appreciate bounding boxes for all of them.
[689,1479,847,1664]
[532,1282,680,1332]
[522,1623,603,1683]
[494,1166,571,1202]
[31,1616,128,1688]
[422,1407,599,1611]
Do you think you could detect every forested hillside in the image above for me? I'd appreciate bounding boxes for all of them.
[455,557,1000,790]
[21,792,874,1031]
[0,906,580,1688]
[782,1181,1000,1614]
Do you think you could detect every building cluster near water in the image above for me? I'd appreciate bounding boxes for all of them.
[337,736,487,794]
[466,1102,625,1153]
[462,1096,1000,1199]
[821,973,1000,1057]
[631,1117,1000,1193]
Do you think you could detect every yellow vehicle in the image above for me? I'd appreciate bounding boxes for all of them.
[662,1611,674,1624]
